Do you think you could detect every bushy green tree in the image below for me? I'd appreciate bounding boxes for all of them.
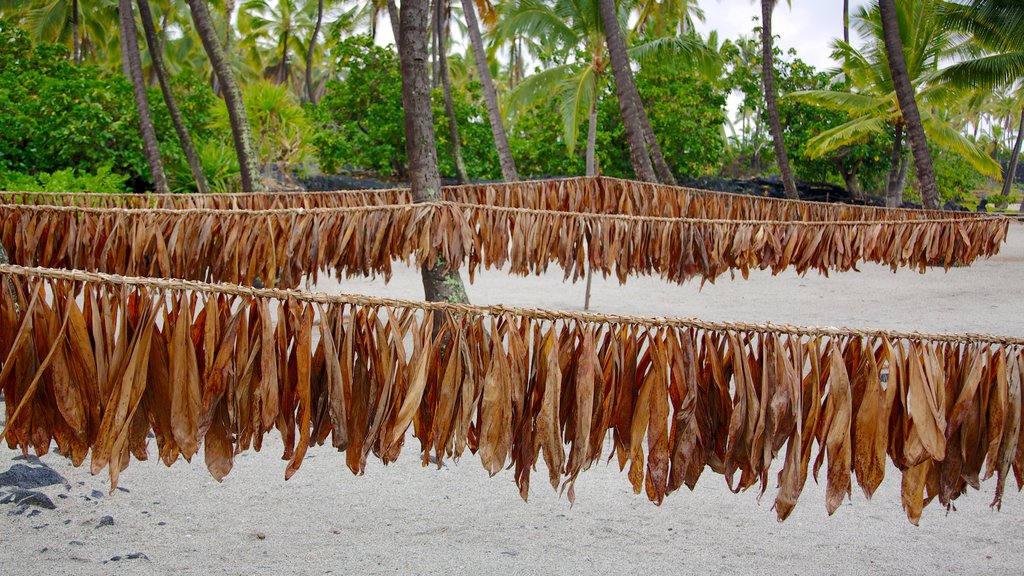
[0,20,218,191]
[310,36,500,180]
[777,55,889,197]
[595,60,727,179]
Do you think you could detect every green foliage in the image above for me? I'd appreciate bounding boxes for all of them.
[434,81,501,181]
[508,101,586,177]
[310,36,406,175]
[777,55,890,193]
[167,139,240,194]
[215,80,312,168]
[0,21,144,180]
[0,19,220,191]
[906,146,985,205]
[0,165,129,193]
[633,58,726,177]
[311,36,501,180]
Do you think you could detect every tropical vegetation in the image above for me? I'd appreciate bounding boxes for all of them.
[0,0,1019,209]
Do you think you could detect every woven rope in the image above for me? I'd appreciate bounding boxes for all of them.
[0,175,999,221]
[3,264,1020,347]
[0,200,1006,227]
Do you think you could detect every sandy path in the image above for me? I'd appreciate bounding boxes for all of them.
[2,223,1023,576]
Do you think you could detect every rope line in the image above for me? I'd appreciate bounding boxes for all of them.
[3,263,1020,346]
[0,200,1007,226]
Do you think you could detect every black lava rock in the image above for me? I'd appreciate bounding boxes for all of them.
[0,463,66,490]
[0,489,56,510]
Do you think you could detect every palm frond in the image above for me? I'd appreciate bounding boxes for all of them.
[940,51,1024,89]
[786,90,889,115]
[558,65,596,155]
[628,35,721,78]
[803,116,888,159]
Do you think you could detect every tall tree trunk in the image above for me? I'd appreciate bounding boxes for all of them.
[1004,107,1023,203]
[430,0,439,89]
[224,0,235,49]
[760,0,799,199]
[836,161,863,201]
[386,0,401,43]
[636,94,676,184]
[279,29,289,85]
[137,0,209,194]
[583,96,599,311]
[306,0,324,104]
[597,0,656,182]
[120,0,169,193]
[895,146,910,205]
[72,0,81,64]
[878,0,939,209]
[843,0,850,44]
[460,0,519,181]
[884,123,901,206]
[436,0,469,184]
[398,0,468,305]
[586,96,599,177]
[885,124,904,207]
[185,0,263,192]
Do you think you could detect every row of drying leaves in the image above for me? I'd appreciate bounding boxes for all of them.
[0,177,991,222]
[2,274,1021,525]
[0,203,1008,289]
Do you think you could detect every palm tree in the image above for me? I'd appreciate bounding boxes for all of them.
[597,0,656,181]
[9,0,117,65]
[395,0,469,304]
[789,0,999,206]
[501,0,715,178]
[940,0,1024,200]
[759,0,799,199]
[306,0,323,103]
[878,0,939,209]
[120,0,170,192]
[185,0,264,192]
[434,0,469,183]
[238,0,310,88]
[460,0,520,181]
[137,0,210,193]
[633,0,704,36]
[844,0,850,44]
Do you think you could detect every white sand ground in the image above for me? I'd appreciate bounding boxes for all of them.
[2,222,1024,576]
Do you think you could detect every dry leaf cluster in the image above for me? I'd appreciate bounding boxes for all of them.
[0,176,992,221]
[0,203,1007,288]
[2,268,1021,524]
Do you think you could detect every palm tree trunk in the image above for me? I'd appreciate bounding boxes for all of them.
[597,0,656,182]
[761,0,799,200]
[586,97,599,177]
[436,0,469,184]
[279,29,289,85]
[878,0,939,210]
[398,0,468,305]
[886,124,904,207]
[460,0,519,181]
[185,0,263,192]
[137,0,209,194]
[843,0,850,44]
[836,160,864,201]
[430,0,439,89]
[637,93,676,184]
[1004,107,1024,203]
[306,0,324,104]
[584,96,599,311]
[120,0,170,194]
[387,0,401,43]
[72,0,81,64]
[224,0,235,49]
